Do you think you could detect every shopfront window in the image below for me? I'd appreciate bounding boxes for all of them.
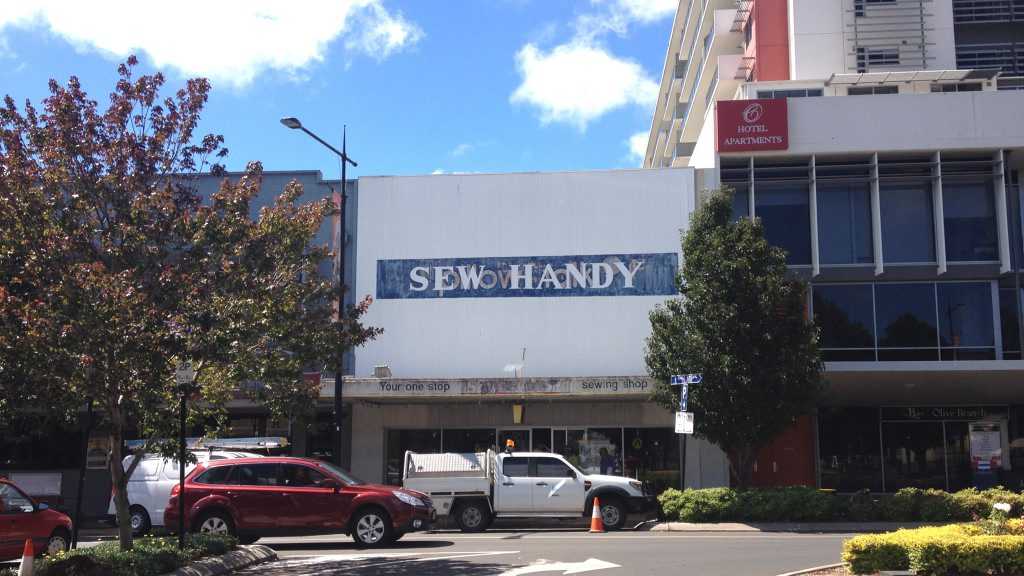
[554,429,585,470]
[442,429,496,454]
[582,429,623,475]
[818,407,882,492]
[883,421,948,490]
[755,181,812,265]
[881,180,935,263]
[817,181,873,265]
[943,178,997,262]
[812,284,876,361]
[624,428,680,495]
[937,282,995,360]
[875,283,939,360]
[385,429,441,485]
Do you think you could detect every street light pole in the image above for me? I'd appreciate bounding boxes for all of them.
[280,117,357,468]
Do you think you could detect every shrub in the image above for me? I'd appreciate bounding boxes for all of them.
[843,524,1024,575]
[37,534,238,576]
[846,489,881,522]
[657,487,740,522]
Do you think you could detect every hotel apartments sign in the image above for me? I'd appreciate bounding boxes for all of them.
[376,253,678,299]
[716,98,788,152]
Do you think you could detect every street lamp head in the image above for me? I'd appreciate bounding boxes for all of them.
[280,117,302,129]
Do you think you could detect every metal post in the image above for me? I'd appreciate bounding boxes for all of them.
[680,435,688,490]
[334,126,348,468]
[71,399,93,549]
[178,389,186,549]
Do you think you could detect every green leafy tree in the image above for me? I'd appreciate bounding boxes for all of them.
[645,188,823,488]
[0,58,380,549]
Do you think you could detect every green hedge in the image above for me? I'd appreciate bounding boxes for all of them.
[843,523,1024,575]
[657,486,1024,523]
[33,534,237,576]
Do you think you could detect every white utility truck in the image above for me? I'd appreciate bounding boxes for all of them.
[402,450,654,531]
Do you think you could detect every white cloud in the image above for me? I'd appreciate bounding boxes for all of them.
[608,0,678,23]
[450,143,473,157]
[0,0,422,88]
[627,131,649,166]
[431,169,446,175]
[511,42,658,130]
[577,0,677,39]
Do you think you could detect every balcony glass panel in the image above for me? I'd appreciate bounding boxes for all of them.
[937,282,995,360]
[881,180,935,263]
[755,182,811,265]
[813,284,876,361]
[818,181,874,265]
[943,177,998,262]
[875,283,938,360]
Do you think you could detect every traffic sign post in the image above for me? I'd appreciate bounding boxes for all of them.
[670,374,701,490]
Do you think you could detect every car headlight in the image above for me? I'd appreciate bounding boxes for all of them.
[629,480,643,493]
[393,491,425,507]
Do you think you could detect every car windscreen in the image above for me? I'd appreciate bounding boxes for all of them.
[315,461,364,486]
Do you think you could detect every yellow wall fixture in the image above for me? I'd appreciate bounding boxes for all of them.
[512,404,524,424]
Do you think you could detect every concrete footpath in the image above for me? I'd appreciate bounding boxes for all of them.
[647,521,932,533]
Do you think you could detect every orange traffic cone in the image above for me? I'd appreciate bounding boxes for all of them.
[589,497,605,533]
[18,538,33,576]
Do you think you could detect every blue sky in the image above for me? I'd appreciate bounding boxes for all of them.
[0,1,675,180]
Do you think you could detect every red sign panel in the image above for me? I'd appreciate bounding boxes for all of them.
[716,98,788,152]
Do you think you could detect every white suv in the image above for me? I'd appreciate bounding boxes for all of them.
[108,450,259,535]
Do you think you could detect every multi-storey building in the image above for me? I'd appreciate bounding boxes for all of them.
[645,0,1024,491]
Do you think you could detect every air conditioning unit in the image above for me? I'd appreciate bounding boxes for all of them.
[373,364,392,378]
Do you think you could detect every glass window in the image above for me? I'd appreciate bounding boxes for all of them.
[881,180,935,263]
[553,429,585,470]
[581,428,623,475]
[875,283,938,360]
[943,178,997,262]
[755,181,812,265]
[818,408,882,492]
[731,184,750,221]
[194,466,233,485]
[501,457,529,477]
[531,429,552,452]
[623,428,679,495]
[1000,288,1021,360]
[533,458,575,478]
[0,483,34,513]
[443,429,496,454]
[282,465,328,487]
[230,464,281,486]
[937,282,995,359]
[812,284,876,361]
[817,181,873,264]
[385,429,441,486]
[883,422,947,490]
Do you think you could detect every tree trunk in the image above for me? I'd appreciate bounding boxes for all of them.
[109,422,133,551]
[732,446,757,490]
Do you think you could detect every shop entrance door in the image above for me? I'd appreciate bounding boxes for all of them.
[882,421,974,491]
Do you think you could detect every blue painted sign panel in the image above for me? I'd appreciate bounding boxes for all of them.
[376,253,679,299]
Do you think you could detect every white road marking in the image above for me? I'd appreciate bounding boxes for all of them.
[498,558,621,575]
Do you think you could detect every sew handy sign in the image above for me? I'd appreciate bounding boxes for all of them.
[376,253,678,299]
[716,98,788,152]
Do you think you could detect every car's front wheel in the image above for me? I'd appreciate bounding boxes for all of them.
[195,510,236,537]
[351,507,393,548]
[599,498,627,531]
[46,529,70,556]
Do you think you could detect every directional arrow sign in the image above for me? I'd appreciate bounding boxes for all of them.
[686,373,702,385]
[498,558,621,576]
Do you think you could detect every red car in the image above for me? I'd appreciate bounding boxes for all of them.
[165,457,434,547]
[0,478,72,560]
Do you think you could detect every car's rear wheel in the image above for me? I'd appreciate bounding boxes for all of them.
[195,510,236,537]
[351,507,393,548]
[46,529,70,556]
[455,500,491,533]
[129,505,151,536]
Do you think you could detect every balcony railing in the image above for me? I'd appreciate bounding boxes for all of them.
[953,0,1024,23]
[956,42,1024,75]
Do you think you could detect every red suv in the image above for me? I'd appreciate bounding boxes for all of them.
[165,457,433,547]
[0,478,72,561]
